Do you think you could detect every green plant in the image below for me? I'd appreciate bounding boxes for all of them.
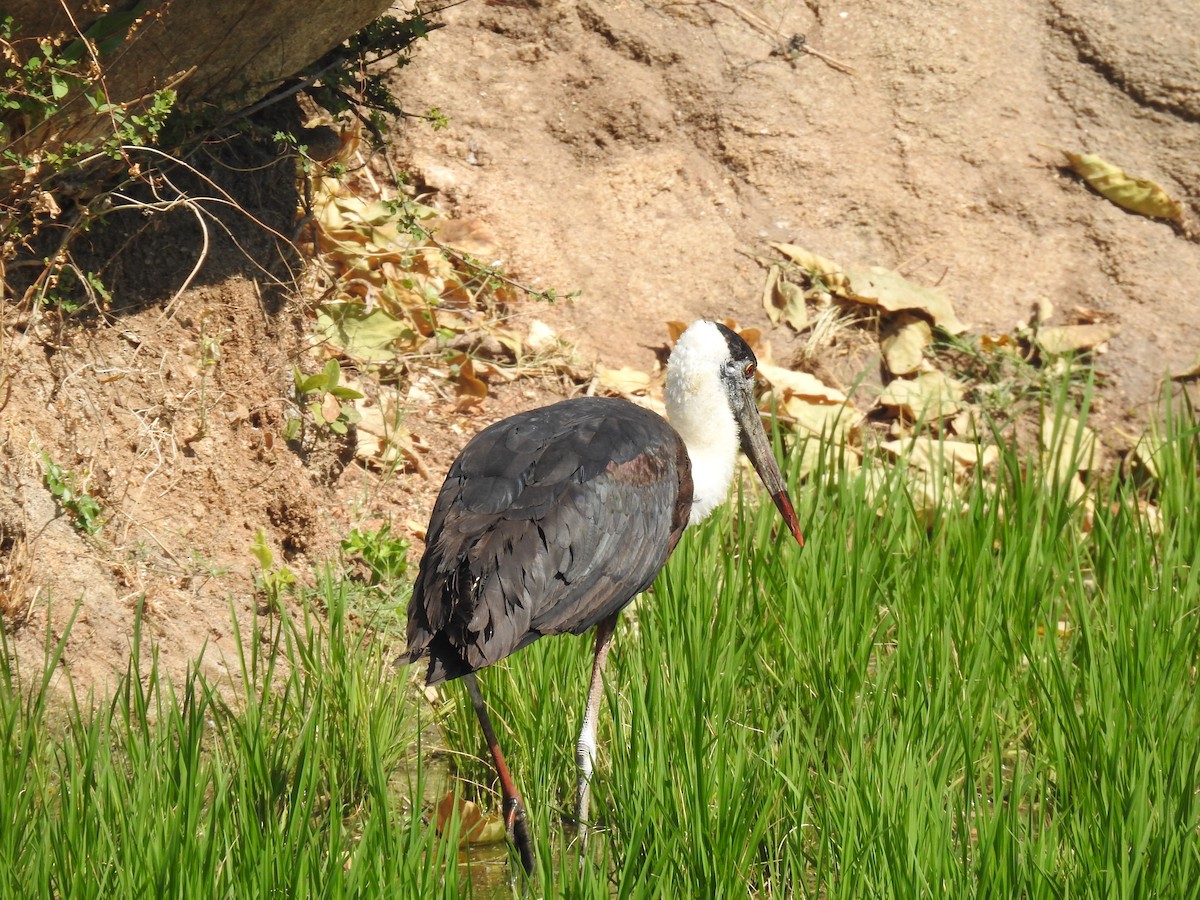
[40,452,102,534]
[250,528,296,611]
[300,13,440,139]
[430,396,1200,894]
[341,523,410,585]
[2,12,176,314]
[286,358,364,441]
[0,12,176,167]
[0,583,464,898]
[194,311,224,438]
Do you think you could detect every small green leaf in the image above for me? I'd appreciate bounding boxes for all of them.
[250,529,274,570]
[296,371,326,395]
[322,358,342,389]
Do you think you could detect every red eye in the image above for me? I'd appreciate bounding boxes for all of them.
[744,362,756,378]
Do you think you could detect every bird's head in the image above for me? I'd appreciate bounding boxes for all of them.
[666,321,804,546]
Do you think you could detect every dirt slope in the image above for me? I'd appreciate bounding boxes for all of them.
[391,0,1199,415]
[2,0,1198,690]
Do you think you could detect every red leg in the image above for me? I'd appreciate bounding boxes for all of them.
[463,672,536,874]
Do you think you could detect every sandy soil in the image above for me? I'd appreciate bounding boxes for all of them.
[1,0,1198,691]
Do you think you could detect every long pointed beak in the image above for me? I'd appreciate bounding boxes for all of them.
[736,396,805,547]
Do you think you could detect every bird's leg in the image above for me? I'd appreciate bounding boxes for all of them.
[575,614,617,848]
[463,672,536,875]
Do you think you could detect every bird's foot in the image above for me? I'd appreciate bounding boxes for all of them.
[502,796,526,834]
[503,796,536,875]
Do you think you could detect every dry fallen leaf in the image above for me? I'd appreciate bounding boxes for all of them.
[880,313,932,376]
[428,217,501,261]
[1132,430,1166,481]
[354,396,427,474]
[1037,322,1119,355]
[434,794,508,847]
[756,363,847,404]
[878,371,964,421]
[449,354,489,401]
[777,395,860,443]
[768,242,851,294]
[319,392,342,425]
[979,333,1017,353]
[1062,150,1184,223]
[597,365,653,396]
[846,266,967,334]
[1042,415,1102,482]
[762,264,809,332]
[1171,352,1200,382]
[761,264,781,322]
[756,364,858,444]
[881,436,999,472]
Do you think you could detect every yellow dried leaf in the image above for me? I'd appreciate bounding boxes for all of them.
[450,354,489,400]
[1063,151,1184,222]
[1133,431,1166,480]
[761,264,781,325]
[880,313,932,376]
[777,280,808,331]
[778,394,859,442]
[429,217,500,260]
[354,399,423,470]
[1037,322,1119,355]
[434,794,508,847]
[1170,352,1200,382]
[320,392,342,424]
[762,264,808,332]
[757,365,857,442]
[881,436,999,472]
[979,333,1016,352]
[1042,416,1101,481]
[878,371,964,420]
[597,366,652,396]
[846,267,966,334]
[768,242,851,295]
[756,363,847,404]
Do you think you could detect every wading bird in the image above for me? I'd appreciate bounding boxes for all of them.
[404,320,805,872]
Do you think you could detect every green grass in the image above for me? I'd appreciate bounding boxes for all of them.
[0,576,469,899]
[441,396,1200,897]
[2,398,1198,898]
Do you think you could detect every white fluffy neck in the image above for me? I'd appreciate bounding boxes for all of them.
[664,322,739,525]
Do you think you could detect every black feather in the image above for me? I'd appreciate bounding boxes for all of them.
[406,396,692,685]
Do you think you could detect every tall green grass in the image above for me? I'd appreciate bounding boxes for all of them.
[2,398,1197,898]
[443,397,1200,897]
[0,574,468,899]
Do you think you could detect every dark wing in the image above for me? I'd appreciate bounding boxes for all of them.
[406,396,692,685]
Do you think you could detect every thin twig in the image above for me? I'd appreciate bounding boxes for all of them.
[703,0,855,75]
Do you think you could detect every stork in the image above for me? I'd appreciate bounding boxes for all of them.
[404,320,805,873]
